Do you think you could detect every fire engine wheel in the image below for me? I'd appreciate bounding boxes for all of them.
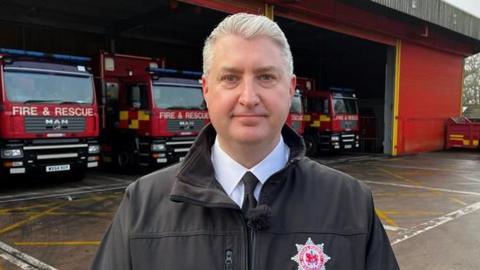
[115,149,135,170]
[304,134,319,157]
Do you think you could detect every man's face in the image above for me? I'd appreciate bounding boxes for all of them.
[202,35,296,148]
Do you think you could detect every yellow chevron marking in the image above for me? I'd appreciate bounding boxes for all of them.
[119,111,129,120]
[129,119,139,129]
[311,120,320,127]
[320,115,331,122]
[138,110,150,121]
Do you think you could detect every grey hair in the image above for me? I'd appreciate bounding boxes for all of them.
[202,13,294,76]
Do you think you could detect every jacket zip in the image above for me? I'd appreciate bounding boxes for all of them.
[250,228,256,270]
[237,212,257,270]
[171,195,257,270]
[225,250,233,270]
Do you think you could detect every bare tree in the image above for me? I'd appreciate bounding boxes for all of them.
[463,53,480,105]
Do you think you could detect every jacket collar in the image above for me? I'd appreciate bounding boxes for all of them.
[170,123,305,208]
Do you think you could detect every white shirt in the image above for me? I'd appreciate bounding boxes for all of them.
[211,136,290,207]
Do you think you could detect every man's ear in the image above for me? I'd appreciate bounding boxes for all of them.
[202,75,209,107]
[290,75,297,98]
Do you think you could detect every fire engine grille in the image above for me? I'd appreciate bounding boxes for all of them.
[341,120,358,130]
[167,119,204,132]
[24,117,86,133]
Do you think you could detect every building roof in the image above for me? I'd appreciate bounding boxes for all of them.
[370,0,480,41]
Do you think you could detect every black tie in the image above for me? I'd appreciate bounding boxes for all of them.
[241,171,259,213]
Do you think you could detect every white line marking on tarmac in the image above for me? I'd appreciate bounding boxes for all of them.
[459,174,480,183]
[0,183,128,203]
[455,182,480,185]
[0,241,57,269]
[362,180,480,196]
[391,201,480,246]
[1,253,36,269]
[90,174,136,183]
[383,225,405,232]
[373,163,479,174]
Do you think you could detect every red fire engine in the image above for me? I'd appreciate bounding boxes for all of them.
[297,77,360,155]
[0,48,100,179]
[287,90,304,135]
[94,52,209,169]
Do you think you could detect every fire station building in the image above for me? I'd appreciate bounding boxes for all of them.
[0,0,479,156]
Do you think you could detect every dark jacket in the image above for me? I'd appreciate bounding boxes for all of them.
[92,124,399,270]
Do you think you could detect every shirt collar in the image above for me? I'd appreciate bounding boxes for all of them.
[211,136,290,196]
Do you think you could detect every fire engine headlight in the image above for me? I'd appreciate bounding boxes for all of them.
[151,143,166,152]
[331,136,340,141]
[88,145,100,154]
[1,149,23,159]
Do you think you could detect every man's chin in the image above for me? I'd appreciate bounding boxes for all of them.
[230,129,270,145]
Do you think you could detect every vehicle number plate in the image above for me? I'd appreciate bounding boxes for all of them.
[46,164,71,172]
[344,145,352,149]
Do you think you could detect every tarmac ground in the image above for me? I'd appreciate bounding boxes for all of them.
[0,150,480,269]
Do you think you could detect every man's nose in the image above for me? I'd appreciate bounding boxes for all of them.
[238,77,260,107]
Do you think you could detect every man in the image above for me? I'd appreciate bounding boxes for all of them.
[92,13,399,270]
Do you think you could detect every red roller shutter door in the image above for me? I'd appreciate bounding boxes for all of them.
[397,41,463,154]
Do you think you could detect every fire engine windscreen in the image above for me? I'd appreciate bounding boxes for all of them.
[153,84,205,110]
[290,94,302,113]
[333,98,357,114]
[4,70,94,104]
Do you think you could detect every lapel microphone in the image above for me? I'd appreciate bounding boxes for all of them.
[245,204,272,231]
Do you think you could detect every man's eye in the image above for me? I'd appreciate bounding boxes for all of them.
[259,74,275,81]
[221,75,238,82]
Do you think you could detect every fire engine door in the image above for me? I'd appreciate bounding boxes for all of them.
[305,96,330,129]
[118,78,151,131]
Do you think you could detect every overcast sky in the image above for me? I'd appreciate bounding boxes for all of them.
[442,0,480,18]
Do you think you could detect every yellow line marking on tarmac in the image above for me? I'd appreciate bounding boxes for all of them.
[0,194,121,235]
[0,195,122,235]
[0,194,120,216]
[383,210,443,217]
[0,202,58,214]
[374,163,480,175]
[391,200,480,245]
[0,193,120,214]
[375,208,398,227]
[363,179,480,196]
[44,211,112,216]
[449,197,468,206]
[0,203,64,236]
[0,241,57,269]
[14,241,100,246]
[64,194,120,203]
[0,211,113,217]
[376,167,443,196]
[376,167,422,186]
[374,191,437,197]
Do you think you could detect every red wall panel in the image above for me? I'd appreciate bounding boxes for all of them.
[397,41,464,154]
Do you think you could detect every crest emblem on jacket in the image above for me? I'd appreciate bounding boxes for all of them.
[291,237,331,270]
